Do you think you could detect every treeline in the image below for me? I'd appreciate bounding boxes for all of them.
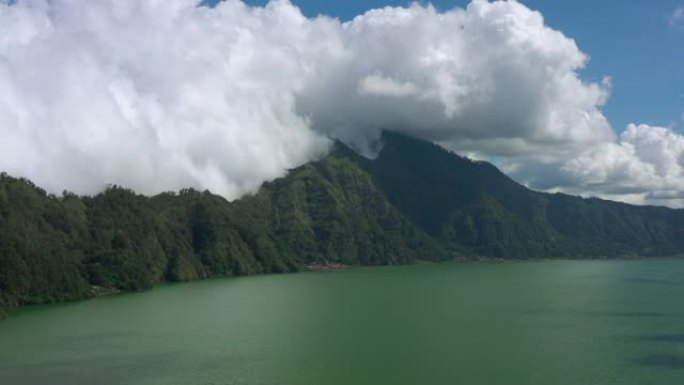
[0,150,444,308]
[2,133,684,310]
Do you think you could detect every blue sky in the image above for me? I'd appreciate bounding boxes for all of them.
[233,0,683,133]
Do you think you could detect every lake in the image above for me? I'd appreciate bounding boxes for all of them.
[2,259,684,384]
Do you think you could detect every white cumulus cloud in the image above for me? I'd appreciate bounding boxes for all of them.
[298,0,614,157]
[358,74,419,98]
[0,0,332,198]
[507,124,684,207]
[562,124,684,205]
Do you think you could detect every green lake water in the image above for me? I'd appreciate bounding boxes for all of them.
[2,259,684,384]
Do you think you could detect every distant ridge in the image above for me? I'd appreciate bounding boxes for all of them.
[2,132,684,310]
[358,132,684,258]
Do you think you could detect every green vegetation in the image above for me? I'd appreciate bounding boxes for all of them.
[357,133,684,259]
[2,133,684,309]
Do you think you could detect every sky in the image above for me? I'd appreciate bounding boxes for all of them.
[1,0,683,207]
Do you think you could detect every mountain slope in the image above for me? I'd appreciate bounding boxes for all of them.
[357,132,684,258]
[0,148,446,308]
[2,133,684,309]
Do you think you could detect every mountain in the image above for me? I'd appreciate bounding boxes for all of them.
[2,132,684,310]
[356,133,684,258]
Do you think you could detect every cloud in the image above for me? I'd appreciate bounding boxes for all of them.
[508,124,684,207]
[0,0,331,198]
[358,74,419,98]
[299,0,614,158]
[671,6,684,28]
[0,0,679,206]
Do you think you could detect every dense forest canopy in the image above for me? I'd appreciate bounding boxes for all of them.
[2,133,684,310]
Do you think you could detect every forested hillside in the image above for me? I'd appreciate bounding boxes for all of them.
[2,133,684,310]
[0,144,445,308]
[357,133,684,258]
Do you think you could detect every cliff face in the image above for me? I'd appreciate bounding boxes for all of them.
[2,133,684,308]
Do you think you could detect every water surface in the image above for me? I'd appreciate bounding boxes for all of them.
[2,259,684,384]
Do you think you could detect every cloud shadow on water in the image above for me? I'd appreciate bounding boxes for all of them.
[585,311,670,318]
[634,355,684,369]
[634,334,684,343]
[622,277,677,285]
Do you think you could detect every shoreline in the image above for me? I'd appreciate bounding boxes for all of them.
[2,255,683,321]
[90,285,123,298]
[305,262,350,271]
